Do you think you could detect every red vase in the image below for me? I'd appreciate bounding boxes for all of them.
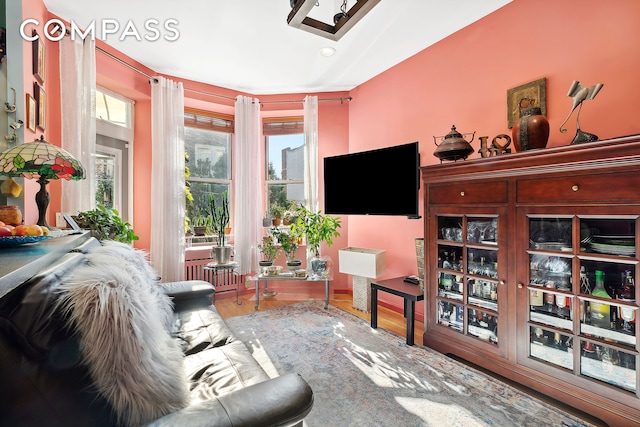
[512,107,549,151]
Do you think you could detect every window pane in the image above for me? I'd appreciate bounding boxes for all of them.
[96,89,130,127]
[267,134,304,181]
[266,133,305,211]
[95,153,116,209]
[185,127,231,180]
[190,182,230,217]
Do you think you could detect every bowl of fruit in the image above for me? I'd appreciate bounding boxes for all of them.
[0,221,53,247]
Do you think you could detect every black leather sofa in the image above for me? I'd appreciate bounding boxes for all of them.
[0,236,313,426]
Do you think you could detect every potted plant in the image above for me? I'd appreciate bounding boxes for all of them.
[292,206,341,277]
[209,190,231,264]
[258,234,281,267]
[270,203,284,226]
[271,226,303,269]
[73,205,139,244]
[192,215,208,236]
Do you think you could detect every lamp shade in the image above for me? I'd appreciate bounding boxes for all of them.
[0,136,85,181]
[0,136,85,228]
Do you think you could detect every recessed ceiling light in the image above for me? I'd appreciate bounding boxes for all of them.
[320,47,336,57]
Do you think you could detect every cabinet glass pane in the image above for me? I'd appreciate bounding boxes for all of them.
[530,326,573,370]
[581,218,636,257]
[467,248,498,279]
[467,217,497,244]
[438,216,463,242]
[529,217,572,250]
[438,300,463,332]
[438,271,463,301]
[579,260,637,347]
[437,244,463,271]
[468,308,498,344]
[528,253,573,330]
[467,278,498,311]
[581,341,637,392]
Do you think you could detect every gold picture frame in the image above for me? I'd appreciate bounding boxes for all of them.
[26,93,37,132]
[34,82,46,131]
[506,77,546,128]
[32,30,45,83]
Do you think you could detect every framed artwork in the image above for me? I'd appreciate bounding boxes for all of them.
[506,77,546,128]
[34,82,46,130]
[26,93,37,132]
[32,30,45,83]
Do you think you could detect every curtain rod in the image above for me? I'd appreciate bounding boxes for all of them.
[96,47,353,105]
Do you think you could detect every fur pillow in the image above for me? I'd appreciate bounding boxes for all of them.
[57,245,189,426]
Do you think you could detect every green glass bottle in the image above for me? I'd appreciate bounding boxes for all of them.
[590,270,612,328]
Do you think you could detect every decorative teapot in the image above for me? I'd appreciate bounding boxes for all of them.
[433,125,475,162]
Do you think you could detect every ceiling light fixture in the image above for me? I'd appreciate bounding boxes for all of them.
[320,47,336,57]
[288,0,381,41]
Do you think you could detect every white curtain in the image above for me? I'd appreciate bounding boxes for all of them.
[234,95,261,275]
[150,77,185,282]
[60,36,96,215]
[303,95,319,213]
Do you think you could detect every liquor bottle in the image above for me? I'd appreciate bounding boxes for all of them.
[590,270,612,328]
[552,332,563,349]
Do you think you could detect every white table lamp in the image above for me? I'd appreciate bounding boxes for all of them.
[339,247,386,312]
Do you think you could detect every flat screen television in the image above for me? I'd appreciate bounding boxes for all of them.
[323,142,420,217]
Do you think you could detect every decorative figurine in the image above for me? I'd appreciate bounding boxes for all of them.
[559,80,604,144]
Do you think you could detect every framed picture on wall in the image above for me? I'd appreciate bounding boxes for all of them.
[26,93,37,132]
[34,82,46,130]
[32,30,45,83]
[506,77,546,129]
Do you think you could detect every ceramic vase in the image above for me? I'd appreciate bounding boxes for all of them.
[512,107,549,151]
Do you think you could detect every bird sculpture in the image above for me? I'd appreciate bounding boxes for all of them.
[559,80,604,144]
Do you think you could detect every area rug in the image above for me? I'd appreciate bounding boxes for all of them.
[226,301,596,427]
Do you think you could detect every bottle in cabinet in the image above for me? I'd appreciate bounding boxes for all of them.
[590,270,612,329]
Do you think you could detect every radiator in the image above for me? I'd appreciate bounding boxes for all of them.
[184,257,243,297]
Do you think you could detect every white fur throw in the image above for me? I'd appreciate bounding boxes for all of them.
[57,243,189,426]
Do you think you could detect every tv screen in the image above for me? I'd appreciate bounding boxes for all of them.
[323,142,420,217]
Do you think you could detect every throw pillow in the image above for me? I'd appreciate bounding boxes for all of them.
[57,246,189,426]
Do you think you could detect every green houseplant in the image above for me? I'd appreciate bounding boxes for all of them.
[73,205,139,244]
[208,190,231,264]
[258,234,281,264]
[292,206,341,277]
[270,226,303,267]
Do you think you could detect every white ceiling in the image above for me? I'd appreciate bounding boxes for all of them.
[43,0,511,95]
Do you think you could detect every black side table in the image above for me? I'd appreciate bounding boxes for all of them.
[371,277,424,345]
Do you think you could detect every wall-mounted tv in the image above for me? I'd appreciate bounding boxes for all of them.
[323,142,420,217]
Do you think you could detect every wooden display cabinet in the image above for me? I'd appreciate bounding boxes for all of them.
[421,135,640,426]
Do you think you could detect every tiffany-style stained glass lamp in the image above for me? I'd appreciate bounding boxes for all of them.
[0,136,85,228]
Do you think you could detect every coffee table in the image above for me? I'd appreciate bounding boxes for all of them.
[247,271,331,310]
[371,277,424,345]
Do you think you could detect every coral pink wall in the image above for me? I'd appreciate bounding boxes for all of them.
[347,0,640,315]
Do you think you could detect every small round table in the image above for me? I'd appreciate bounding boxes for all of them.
[203,261,241,305]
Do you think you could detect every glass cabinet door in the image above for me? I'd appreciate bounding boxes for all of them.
[524,214,638,393]
[435,213,504,347]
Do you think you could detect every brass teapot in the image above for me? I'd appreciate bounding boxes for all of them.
[433,125,475,162]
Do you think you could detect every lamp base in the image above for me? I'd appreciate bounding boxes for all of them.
[35,176,50,228]
[352,275,371,312]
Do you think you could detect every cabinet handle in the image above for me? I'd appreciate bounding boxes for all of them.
[572,185,579,192]
[517,283,523,289]
[499,280,505,286]
[460,191,465,196]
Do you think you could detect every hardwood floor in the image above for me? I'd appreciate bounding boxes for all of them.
[214,291,424,346]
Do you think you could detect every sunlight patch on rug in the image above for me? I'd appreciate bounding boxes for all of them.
[395,397,487,426]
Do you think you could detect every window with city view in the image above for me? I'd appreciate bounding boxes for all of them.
[264,118,305,219]
[184,110,233,231]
